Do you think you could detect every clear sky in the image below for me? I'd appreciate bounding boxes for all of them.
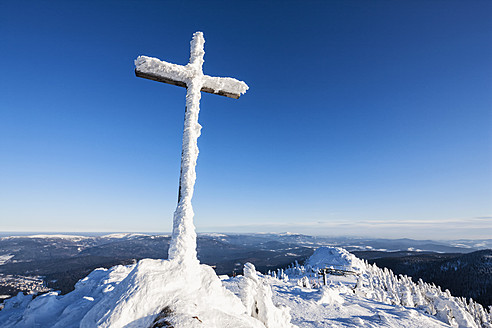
[1,0,491,239]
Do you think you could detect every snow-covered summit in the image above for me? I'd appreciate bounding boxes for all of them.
[0,258,268,328]
[305,246,365,273]
[0,234,93,242]
[100,233,149,240]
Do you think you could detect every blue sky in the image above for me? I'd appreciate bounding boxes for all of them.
[1,0,491,239]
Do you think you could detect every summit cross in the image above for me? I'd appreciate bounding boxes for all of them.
[134,32,248,265]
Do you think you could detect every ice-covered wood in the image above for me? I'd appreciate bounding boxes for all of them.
[134,55,248,99]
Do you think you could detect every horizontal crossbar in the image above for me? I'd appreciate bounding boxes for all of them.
[135,70,241,99]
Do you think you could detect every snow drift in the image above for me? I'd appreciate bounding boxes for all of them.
[0,259,268,328]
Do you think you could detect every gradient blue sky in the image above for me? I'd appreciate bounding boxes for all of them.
[1,0,491,239]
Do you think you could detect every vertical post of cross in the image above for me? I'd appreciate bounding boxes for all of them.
[169,33,205,265]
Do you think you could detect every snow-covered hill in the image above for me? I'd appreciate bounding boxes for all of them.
[0,247,490,327]
[272,247,491,327]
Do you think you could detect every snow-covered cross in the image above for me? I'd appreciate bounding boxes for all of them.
[134,32,248,265]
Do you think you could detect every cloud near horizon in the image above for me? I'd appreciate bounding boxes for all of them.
[198,216,492,240]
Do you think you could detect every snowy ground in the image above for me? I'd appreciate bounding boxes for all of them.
[224,275,449,328]
[222,248,458,328]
